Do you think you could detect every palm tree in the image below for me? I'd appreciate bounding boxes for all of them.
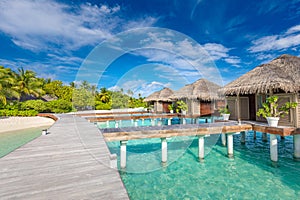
[0,66,19,104]
[97,87,111,103]
[14,67,44,101]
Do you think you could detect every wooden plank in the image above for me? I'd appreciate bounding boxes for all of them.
[0,115,129,200]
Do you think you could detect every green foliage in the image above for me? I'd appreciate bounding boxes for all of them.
[47,99,73,113]
[219,105,230,114]
[21,100,47,112]
[72,82,95,110]
[168,104,174,111]
[176,100,188,112]
[0,109,38,116]
[43,80,73,101]
[256,95,298,118]
[111,90,130,109]
[95,101,112,110]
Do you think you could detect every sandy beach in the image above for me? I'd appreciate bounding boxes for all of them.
[0,116,55,133]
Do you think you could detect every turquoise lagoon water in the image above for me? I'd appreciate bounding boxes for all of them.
[0,127,46,158]
[97,117,217,128]
[107,132,300,199]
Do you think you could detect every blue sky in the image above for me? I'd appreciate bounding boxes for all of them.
[0,0,300,97]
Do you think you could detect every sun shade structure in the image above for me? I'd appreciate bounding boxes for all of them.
[222,54,300,95]
[144,87,174,102]
[170,78,223,101]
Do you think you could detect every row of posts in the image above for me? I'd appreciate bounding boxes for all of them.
[105,117,213,128]
[119,132,300,168]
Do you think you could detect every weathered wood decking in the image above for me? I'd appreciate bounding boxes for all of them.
[0,115,129,199]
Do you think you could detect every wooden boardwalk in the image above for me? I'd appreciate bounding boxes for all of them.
[0,115,129,199]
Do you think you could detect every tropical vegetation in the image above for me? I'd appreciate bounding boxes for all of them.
[0,66,147,116]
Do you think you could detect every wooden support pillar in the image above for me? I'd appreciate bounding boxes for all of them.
[293,134,300,161]
[168,118,172,125]
[120,141,127,168]
[253,131,256,140]
[198,135,205,160]
[161,138,167,163]
[134,120,138,127]
[262,132,267,142]
[236,94,241,121]
[270,134,278,162]
[241,131,246,145]
[151,119,155,126]
[205,118,208,123]
[221,133,226,146]
[227,133,234,158]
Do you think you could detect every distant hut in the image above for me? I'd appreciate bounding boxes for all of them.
[144,88,174,113]
[170,79,224,115]
[222,54,300,127]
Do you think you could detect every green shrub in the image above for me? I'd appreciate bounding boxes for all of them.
[95,101,111,110]
[46,99,73,113]
[0,109,38,116]
[20,100,47,112]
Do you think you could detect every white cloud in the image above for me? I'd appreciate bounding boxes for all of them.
[248,24,300,53]
[0,0,156,52]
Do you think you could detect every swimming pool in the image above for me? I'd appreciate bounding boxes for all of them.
[107,131,300,199]
[0,127,47,158]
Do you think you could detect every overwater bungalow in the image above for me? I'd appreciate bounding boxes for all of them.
[222,54,300,127]
[144,87,174,113]
[170,78,224,116]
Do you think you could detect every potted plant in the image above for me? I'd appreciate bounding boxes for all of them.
[219,105,230,120]
[256,95,298,127]
[168,104,174,113]
[176,100,188,115]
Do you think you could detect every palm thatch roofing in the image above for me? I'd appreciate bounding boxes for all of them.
[170,78,222,101]
[144,87,174,102]
[223,54,300,95]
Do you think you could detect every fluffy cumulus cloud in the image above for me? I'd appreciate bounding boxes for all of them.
[0,0,156,52]
[248,24,300,53]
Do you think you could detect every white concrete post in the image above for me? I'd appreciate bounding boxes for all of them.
[115,121,119,128]
[198,135,205,160]
[151,119,155,126]
[119,120,122,127]
[182,118,186,125]
[142,119,145,125]
[221,133,226,146]
[293,134,300,160]
[227,133,234,158]
[270,134,278,162]
[168,118,171,125]
[106,121,110,128]
[120,141,127,168]
[134,120,138,127]
[161,138,167,163]
[262,132,267,142]
[241,131,246,144]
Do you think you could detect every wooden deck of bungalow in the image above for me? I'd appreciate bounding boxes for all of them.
[0,115,129,200]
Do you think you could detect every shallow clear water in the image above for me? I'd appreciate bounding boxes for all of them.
[0,127,46,158]
[107,131,300,199]
[97,117,218,128]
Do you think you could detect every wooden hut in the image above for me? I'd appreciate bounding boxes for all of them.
[144,88,174,113]
[222,54,300,127]
[170,79,224,115]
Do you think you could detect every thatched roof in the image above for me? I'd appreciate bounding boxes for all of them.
[170,78,222,101]
[144,87,174,102]
[223,54,300,95]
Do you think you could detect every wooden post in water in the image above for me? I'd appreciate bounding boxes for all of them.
[168,118,172,125]
[221,133,226,146]
[120,141,127,168]
[161,138,167,163]
[270,134,278,162]
[241,131,246,144]
[198,135,205,160]
[293,134,300,161]
[262,132,267,142]
[227,133,234,158]
[253,131,257,140]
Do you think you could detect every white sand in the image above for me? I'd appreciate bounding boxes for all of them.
[0,116,55,133]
